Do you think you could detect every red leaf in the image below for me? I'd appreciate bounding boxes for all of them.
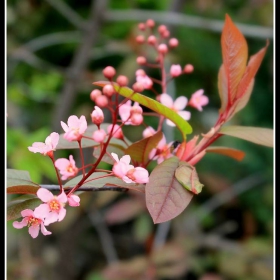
[206,146,245,161]
[221,14,248,103]
[124,131,163,165]
[217,64,228,114]
[145,157,193,224]
[7,185,40,195]
[236,41,269,99]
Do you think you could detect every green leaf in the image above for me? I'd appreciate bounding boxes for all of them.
[7,198,41,221]
[219,126,274,147]
[175,161,204,194]
[145,156,193,224]
[93,81,192,140]
[6,169,39,188]
[124,131,163,165]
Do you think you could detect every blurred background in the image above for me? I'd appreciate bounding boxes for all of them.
[6,0,274,279]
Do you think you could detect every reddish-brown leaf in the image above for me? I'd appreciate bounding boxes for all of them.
[217,64,228,114]
[7,185,40,195]
[124,131,163,165]
[145,156,193,224]
[206,146,245,161]
[221,14,248,103]
[236,41,269,99]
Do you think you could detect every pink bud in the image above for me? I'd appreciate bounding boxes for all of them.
[91,106,104,125]
[184,64,194,73]
[107,124,123,139]
[132,82,144,92]
[102,84,115,97]
[116,75,129,87]
[157,44,168,54]
[136,35,145,44]
[170,64,182,77]
[95,95,108,107]
[135,69,146,76]
[92,129,107,143]
[158,25,167,34]
[169,38,179,48]
[138,22,146,31]
[162,30,170,38]
[146,19,155,28]
[103,66,116,79]
[136,56,147,65]
[130,113,143,125]
[147,35,157,45]
[90,89,102,101]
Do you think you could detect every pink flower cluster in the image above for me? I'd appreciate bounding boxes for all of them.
[13,188,80,238]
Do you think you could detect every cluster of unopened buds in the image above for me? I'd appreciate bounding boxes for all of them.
[12,15,269,236]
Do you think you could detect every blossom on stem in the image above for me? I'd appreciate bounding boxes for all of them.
[119,100,143,126]
[111,153,149,184]
[142,126,156,138]
[55,155,78,180]
[135,70,153,89]
[28,132,59,156]
[159,93,191,126]
[188,89,209,111]
[91,106,104,126]
[61,115,87,142]
[13,208,52,238]
[35,188,68,225]
[67,194,80,207]
[107,124,124,139]
[170,64,182,77]
[149,134,174,164]
[92,129,107,142]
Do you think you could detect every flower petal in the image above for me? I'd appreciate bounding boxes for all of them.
[174,96,188,110]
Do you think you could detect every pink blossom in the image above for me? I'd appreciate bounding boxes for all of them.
[55,155,78,180]
[159,93,191,126]
[107,124,123,139]
[91,106,104,125]
[13,208,52,238]
[61,115,87,142]
[136,71,153,89]
[149,134,173,164]
[142,126,156,138]
[92,129,107,142]
[170,64,182,77]
[119,100,143,126]
[189,89,209,111]
[111,153,149,184]
[67,194,80,207]
[35,188,68,226]
[28,132,59,156]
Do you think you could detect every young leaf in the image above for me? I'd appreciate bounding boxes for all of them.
[145,156,193,224]
[217,64,228,114]
[219,126,274,147]
[7,185,40,195]
[221,14,248,103]
[93,81,193,141]
[236,41,269,100]
[7,198,41,221]
[7,169,39,188]
[124,131,163,165]
[206,146,245,161]
[175,161,204,194]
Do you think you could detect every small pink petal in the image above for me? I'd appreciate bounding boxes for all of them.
[160,93,173,107]
[174,96,188,111]
[29,226,40,238]
[37,188,54,202]
[178,111,191,121]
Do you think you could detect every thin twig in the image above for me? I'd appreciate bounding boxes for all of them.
[44,0,86,30]
[105,10,273,40]
[39,184,128,192]
[51,0,108,132]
